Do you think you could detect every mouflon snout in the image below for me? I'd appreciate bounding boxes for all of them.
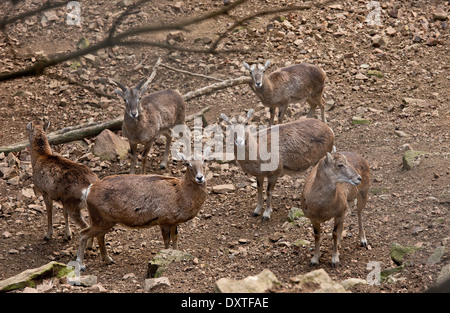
[195,173,205,184]
[351,174,363,186]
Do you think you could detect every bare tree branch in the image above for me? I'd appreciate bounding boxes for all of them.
[112,0,247,42]
[0,74,251,154]
[0,0,71,30]
[0,0,248,82]
[0,0,334,83]
[107,0,151,39]
[142,57,162,89]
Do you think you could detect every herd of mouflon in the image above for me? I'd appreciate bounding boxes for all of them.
[27,60,370,270]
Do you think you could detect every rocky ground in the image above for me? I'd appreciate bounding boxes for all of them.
[0,0,449,293]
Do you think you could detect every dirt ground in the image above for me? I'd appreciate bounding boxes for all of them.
[0,0,448,294]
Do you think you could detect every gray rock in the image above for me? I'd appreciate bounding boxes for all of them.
[287,207,304,222]
[214,269,280,293]
[0,261,68,292]
[437,264,450,284]
[148,249,194,278]
[390,243,420,265]
[427,246,446,265]
[380,264,406,283]
[402,150,426,170]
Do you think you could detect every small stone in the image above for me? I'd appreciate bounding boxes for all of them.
[340,278,368,290]
[36,283,53,293]
[427,246,446,265]
[21,188,35,198]
[371,35,386,47]
[402,98,426,106]
[386,26,397,36]
[3,231,12,239]
[367,70,384,78]
[269,232,283,242]
[293,39,303,46]
[432,9,448,21]
[212,184,235,194]
[412,226,424,235]
[293,239,311,247]
[117,0,133,7]
[144,277,171,292]
[355,73,368,80]
[122,273,136,280]
[425,37,440,46]
[394,130,408,137]
[22,287,39,293]
[7,176,20,185]
[351,117,370,125]
[89,283,107,293]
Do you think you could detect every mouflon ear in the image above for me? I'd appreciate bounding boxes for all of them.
[111,79,127,91]
[264,60,271,69]
[135,77,149,95]
[26,121,33,132]
[325,152,333,164]
[114,89,124,98]
[177,152,192,167]
[246,109,254,121]
[43,119,50,132]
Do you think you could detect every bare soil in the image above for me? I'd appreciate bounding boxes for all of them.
[0,0,448,294]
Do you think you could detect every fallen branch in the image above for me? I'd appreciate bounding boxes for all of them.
[0,75,249,154]
[0,117,123,154]
[0,106,211,155]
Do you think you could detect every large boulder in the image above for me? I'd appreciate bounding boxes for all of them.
[92,129,129,161]
[402,150,426,170]
[148,249,195,278]
[290,269,349,293]
[390,243,420,265]
[0,261,69,292]
[214,269,280,293]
